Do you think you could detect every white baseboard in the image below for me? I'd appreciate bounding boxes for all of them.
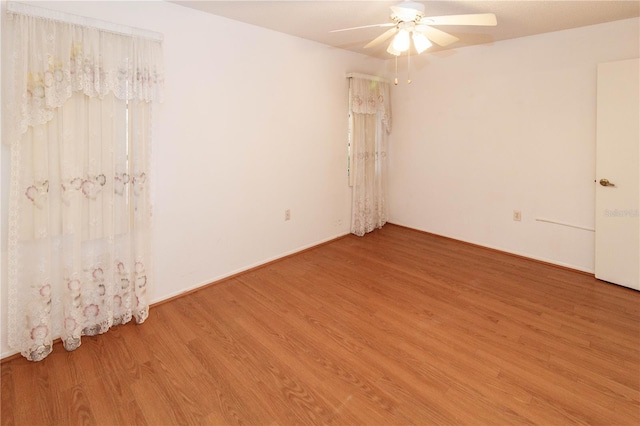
[388,222,595,274]
[148,231,351,305]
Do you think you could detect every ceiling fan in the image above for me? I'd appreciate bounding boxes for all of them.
[331,1,497,56]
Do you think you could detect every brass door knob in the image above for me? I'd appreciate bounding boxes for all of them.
[599,178,615,187]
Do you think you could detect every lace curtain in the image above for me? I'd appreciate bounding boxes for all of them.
[5,11,163,361]
[349,78,392,236]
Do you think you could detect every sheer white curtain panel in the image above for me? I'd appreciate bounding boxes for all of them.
[5,11,163,361]
[349,78,392,236]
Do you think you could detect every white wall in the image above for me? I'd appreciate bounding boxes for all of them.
[0,1,385,358]
[388,18,640,272]
[0,0,7,359]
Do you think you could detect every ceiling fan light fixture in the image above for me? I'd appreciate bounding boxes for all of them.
[387,42,401,56]
[412,32,432,54]
[391,29,410,52]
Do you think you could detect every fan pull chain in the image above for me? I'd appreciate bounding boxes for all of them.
[407,48,412,84]
[394,55,398,85]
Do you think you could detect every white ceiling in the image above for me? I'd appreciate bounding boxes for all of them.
[170,1,640,59]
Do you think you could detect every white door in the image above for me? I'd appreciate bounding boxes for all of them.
[595,58,639,290]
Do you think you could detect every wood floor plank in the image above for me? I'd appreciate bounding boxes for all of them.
[0,363,16,426]
[184,286,338,424]
[186,339,277,425]
[2,224,639,425]
[128,361,189,425]
[82,373,145,426]
[229,277,401,419]
[63,385,97,426]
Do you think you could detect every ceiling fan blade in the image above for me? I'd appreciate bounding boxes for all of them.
[419,13,497,26]
[330,23,395,33]
[364,27,398,49]
[415,25,460,47]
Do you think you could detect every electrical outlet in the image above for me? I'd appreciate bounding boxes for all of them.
[285,209,291,221]
[513,210,522,221]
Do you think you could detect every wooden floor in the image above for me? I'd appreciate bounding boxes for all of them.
[2,224,639,425]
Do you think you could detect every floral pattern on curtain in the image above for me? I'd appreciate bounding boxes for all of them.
[5,12,163,361]
[349,78,392,236]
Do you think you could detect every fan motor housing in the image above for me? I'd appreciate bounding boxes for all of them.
[391,1,426,22]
